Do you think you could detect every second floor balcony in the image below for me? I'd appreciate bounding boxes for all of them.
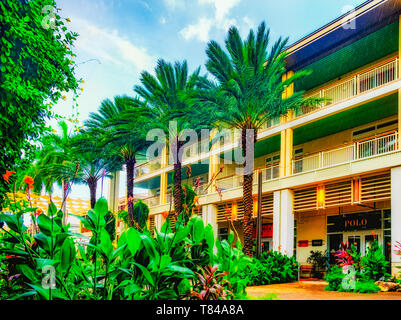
[295,58,399,118]
[292,131,399,175]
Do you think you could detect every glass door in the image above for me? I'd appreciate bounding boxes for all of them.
[344,231,381,256]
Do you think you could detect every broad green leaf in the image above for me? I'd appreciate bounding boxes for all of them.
[190,215,204,244]
[37,214,60,236]
[18,265,37,282]
[94,197,108,218]
[34,233,51,252]
[134,263,154,286]
[126,228,141,256]
[60,238,76,273]
[160,254,172,269]
[228,230,234,245]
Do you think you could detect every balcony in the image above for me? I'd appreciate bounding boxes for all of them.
[135,157,162,178]
[142,194,160,207]
[215,164,280,191]
[292,131,398,175]
[295,58,399,118]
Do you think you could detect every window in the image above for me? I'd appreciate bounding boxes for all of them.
[294,148,303,173]
[218,227,229,241]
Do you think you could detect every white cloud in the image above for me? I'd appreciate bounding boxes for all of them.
[199,0,240,21]
[180,0,240,42]
[160,16,167,24]
[72,18,155,73]
[180,18,214,42]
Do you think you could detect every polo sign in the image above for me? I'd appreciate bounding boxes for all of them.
[327,211,381,233]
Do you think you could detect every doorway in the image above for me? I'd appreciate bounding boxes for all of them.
[344,231,381,256]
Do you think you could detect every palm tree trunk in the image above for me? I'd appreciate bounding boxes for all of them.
[172,139,184,223]
[62,180,68,225]
[242,129,255,257]
[126,158,136,226]
[88,178,97,209]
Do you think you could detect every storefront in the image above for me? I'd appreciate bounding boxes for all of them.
[327,210,391,264]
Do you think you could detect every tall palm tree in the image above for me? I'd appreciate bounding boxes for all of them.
[38,121,75,220]
[69,131,121,209]
[85,96,151,225]
[134,59,208,218]
[190,22,320,256]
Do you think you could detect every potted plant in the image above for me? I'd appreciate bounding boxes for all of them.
[307,250,328,279]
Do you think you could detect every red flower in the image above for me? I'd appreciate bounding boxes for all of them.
[162,211,169,219]
[186,165,192,178]
[195,177,201,188]
[24,176,34,189]
[3,170,16,184]
[35,209,43,217]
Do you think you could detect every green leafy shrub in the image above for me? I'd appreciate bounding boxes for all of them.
[244,251,299,286]
[325,265,345,291]
[0,184,252,300]
[326,239,389,294]
[360,239,390,282]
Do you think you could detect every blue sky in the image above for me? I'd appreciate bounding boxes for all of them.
[52,0,365,200]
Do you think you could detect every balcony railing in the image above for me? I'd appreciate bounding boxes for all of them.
[292,131,399,174]
[295,58,399,117]
[135,157,162,178]
[256,164,280,182]
[214,164,281,191]
[142,195,160,208]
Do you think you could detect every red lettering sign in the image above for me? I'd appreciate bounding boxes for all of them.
[252,224,273,238]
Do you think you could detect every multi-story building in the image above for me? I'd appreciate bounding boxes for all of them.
[108,0,401,275]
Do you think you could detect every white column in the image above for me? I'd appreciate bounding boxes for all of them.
[154,214,163,232]
[202,204,218,238]
[280,189,294,257]
[273,189,294,257]
[107,171,120,213]
[391,167,401,274]
[273,191,281,251]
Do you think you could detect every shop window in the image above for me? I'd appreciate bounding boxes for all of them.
[218,227,229,241]
[328,233,343,265]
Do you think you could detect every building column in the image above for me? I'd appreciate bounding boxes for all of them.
[280,71,294,178]
[107,171,120,213]
[208,129,220,193]
[391,167,401,275]
[160,146,168,204]
[398,15,401,143]
[273,189,294,257]
[154,214,163,232]
[202,204,218,238]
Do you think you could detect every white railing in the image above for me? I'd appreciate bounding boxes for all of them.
[215,175,243,191]
[255,164,280,182]
[296,59,399,117]
[135,157,162,178]
[142,195,160,208]
[292,132,399,174]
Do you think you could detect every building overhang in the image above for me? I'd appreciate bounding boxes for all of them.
[285,0,401,71]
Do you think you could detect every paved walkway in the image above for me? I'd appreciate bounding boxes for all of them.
[246,281,401,300]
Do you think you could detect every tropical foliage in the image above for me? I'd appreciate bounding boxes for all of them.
[325,239,389,293]
[243,251,299,286]
[0,0,80,209]
[0,179,254,300]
